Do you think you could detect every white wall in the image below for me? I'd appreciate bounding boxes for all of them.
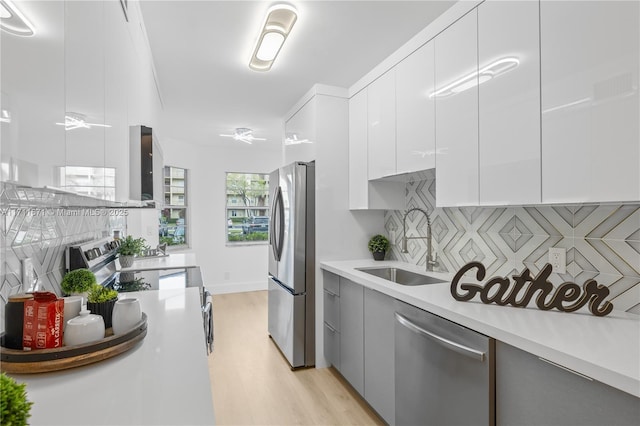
[161,139,281,294]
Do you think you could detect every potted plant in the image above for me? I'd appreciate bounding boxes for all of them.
[0,373,33,425]
[86,284,119,328]
[116,235,147,267]
[368,234,390,261]
[60,268,97,301]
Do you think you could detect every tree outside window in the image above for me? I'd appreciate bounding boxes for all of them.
[226,172,269,243]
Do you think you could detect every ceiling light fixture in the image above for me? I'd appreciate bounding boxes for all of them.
[430,57,520,98]
[249,4,297,72]
[55,113,112,131]
[284,133,311,145]
[220,128,266,144]
[0,0,35,37]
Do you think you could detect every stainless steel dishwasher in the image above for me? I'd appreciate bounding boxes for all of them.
[395,300,495,425]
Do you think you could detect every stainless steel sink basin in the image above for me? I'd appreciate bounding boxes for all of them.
[356,267,445,286]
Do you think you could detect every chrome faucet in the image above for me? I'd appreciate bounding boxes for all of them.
[401,207,438,272]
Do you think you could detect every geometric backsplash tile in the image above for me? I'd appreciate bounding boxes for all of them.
[0,183,126,331]
[384,178,640,315]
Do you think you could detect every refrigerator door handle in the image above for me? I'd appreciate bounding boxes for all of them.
[275,186,285,261]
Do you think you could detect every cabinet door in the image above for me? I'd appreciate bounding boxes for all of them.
[349,89,369,209]
[478,0,541,205]
[364,288,396,424]
[435,10,479,207]
[64,1,107,198]
[541,1,640,203]
[496,341,640,425]
[339,277,364,395]
[104,0,131,202]
[284,98,317,164]
[368,70,396,180]
[0,1,65,188]
[396,41,436,174]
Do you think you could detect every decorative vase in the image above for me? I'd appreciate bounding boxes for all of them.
[372,251,385,261]
[112,298,142,335]
[87,298,117,329]
[119,255,134,268]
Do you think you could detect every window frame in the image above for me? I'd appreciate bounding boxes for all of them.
[160,166,189,249]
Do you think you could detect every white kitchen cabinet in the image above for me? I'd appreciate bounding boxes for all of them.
[285,98,317,164]
[478,0,541,205]
[348,89,404,210]
[339,277,364,395]
[434,10,479,207]
[364,288,396,424]
[0,1,66,188]
[496,341,640,425]
[65,1,106,178]
[368,70,397,180]
[540,0,640,203]
[396,42,436,175]
[104,0,131,202]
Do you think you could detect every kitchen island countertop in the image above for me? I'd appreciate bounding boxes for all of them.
[321,259,640,398]
[7,287,214,425]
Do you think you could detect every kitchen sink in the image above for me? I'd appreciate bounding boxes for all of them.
[356,267,445,286]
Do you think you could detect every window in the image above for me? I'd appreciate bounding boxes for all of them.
[160,166,188,247]
[226,172,269,243]
[59,166,116,200]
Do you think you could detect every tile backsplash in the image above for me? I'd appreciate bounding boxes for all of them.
[384,178,640,315]
[0,183,126,331]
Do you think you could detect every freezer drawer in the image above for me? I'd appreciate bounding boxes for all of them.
[268,276,305,368]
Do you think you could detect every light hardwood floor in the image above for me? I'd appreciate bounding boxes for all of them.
[208,291,385,426]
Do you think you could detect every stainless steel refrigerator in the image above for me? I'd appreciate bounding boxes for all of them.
[268,161,315,368]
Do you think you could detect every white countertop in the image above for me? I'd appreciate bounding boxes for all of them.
[321,259,640,398]
[8,287,215,425]
[117,253,199,272]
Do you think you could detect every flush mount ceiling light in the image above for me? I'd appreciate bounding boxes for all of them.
[55,113,112,131]
[284,133,311,145]
[0,0,35,37]
[430,57,520,98]
[249,4,297,72]
[220,128,266,144]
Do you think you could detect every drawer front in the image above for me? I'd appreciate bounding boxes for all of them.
[324,322,340,369]
[323,271,340,296]
[324,289,340,331]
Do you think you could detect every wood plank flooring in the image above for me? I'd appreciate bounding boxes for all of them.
[208,291,385,426]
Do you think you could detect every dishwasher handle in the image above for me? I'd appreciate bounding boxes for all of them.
[395,312,485,362]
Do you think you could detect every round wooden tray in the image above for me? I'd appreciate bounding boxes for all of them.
[0,313,147,374]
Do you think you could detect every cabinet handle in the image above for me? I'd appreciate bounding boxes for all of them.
[324,289,339,297]
[324,322,338,333]
[538,357,593,382]
[395,313,485,362]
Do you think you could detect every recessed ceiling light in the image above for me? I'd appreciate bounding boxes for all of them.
[249,4,297,72]
[220,128,266,144]
[0,0,35,37]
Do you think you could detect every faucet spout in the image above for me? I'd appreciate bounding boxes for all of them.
[401,207,438,272]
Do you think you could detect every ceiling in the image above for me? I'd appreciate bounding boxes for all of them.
[139,1,456,151]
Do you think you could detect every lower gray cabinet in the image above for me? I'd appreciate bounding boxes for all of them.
[364,288,396,424]
[339,277,364,395]
[323,271,340,369]
[496,341,640,426]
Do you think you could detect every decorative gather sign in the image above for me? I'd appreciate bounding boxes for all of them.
[450,262,614,317]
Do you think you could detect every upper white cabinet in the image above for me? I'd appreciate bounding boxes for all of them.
[348,89,404,210]
[478,0,541,205]
[434,10,479,207]
[367,70,397,180]
[0,1,66,188]
[541,0,640,203]
[396,41,436,175]
[285,98,317,165]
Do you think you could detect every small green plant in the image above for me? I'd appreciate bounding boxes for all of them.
[368,234,390,253]
[1,373,33,425]
[117,235,147,256]
[87,284,118,304]
[61,268,97,295]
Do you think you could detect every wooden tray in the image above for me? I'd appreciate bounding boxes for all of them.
[0,313,147,374]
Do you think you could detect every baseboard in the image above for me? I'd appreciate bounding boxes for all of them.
[209,280,267,295]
